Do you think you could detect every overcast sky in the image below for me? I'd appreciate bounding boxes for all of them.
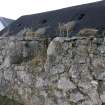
[0,0,101,19]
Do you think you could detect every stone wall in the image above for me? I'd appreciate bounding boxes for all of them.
[0,37,48,105]
[0,36,105,105]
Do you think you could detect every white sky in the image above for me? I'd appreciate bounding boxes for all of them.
[0,0,101,19]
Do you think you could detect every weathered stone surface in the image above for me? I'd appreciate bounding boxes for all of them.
[1,33,105,105]
[45,36,104,105]
[78,28,98,37]
[58,76,76,91]
[0,37,48,105]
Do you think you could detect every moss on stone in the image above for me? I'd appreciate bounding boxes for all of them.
[0,95,23,105]
[70,102,77,105]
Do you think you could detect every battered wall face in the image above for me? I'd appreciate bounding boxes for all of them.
[0,29,105,105]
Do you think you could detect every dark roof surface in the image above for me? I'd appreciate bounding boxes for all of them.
[0,17,13,27]
[0,1,105,37]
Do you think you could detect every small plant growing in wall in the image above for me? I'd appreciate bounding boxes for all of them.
[24,26,49,39]
[58,21,76,37]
